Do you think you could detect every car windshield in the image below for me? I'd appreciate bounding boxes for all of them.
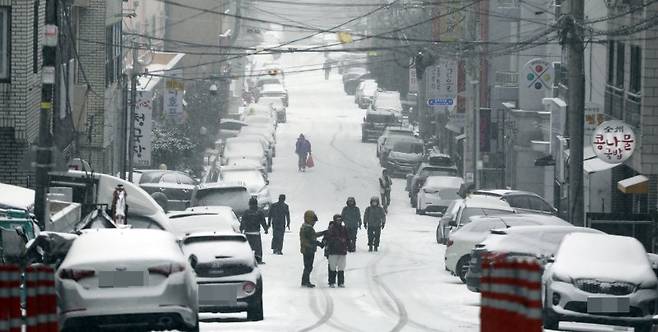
[170,216,233,236]
[420,167,459,177]
[222,171,265,191]
[366,113,396,123]
[184,235,246,245]
[393,141,423,154]
[138,172,165,184]
[192,188,250,208]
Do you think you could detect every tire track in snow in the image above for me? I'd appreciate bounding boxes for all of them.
[299,285,367,332]
[328,122,373,170]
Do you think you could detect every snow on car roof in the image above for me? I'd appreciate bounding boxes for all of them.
[482,226,603,256]
[260,84,286,93]
[169,214,236,237]
[63,229,182,266]
[554,233,655,284]
[0,182,35,211]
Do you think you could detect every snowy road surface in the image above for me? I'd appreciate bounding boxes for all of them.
[198,52,480,331]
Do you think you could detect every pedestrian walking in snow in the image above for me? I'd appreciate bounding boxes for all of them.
[323,214,349,287]
[364,196,386,252]
[379,169,392,213]
[268,194,291,255]
[295,134,312,172]
[323,60,331,80]
[241,197,269,264]
[110,184,127,225]
[299,210,326,288]
[341,197,361,252]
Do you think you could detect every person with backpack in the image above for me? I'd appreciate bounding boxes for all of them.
[341,197,361,252]
[364,196,386,252]
[240,197,269,264]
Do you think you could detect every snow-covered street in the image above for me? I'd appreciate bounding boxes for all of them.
[199,52,480,332]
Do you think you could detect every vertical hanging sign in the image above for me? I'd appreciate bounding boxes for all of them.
[133,91,153,167]
[164,69,184,123]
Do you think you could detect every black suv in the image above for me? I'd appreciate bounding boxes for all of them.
[361,110,400,142]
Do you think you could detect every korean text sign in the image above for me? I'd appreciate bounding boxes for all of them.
[592,120,635,164]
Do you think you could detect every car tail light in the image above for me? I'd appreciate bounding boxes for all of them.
[148,263,186,277]
[59,268,95,281]
[242,281,257,295]
[446,240,454,247]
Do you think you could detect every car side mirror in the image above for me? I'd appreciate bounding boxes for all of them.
[266,179,270,185]
[188,255,198,269]
[448,219,457,227]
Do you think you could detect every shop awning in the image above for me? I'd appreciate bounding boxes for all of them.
[617,175,649,194]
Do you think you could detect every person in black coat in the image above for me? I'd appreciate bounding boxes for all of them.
[268,194,291,255]
[240,197,269,264]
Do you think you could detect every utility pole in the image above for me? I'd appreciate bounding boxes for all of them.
[128,40,138,183]
[565,0,585,226]
[34,0,59,229]
[472,80,480,189]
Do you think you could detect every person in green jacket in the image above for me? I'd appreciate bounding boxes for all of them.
[341,197,361,252]
[364,196,386,252]
[300,210,325,288]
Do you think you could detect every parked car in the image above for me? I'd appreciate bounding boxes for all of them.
[372,90,403,114]
[222,141,271,172]
[259,83,289,106]
[376,127,415,158]
[0,182,35,212]
[405,160,459,207]
[168,209,241,236]
[182,232,264,320]
[239,126,276,149]
[257,96,286,123]
[355,79,378,109]
[190,184,251,218]
[227,134,275,161]
[436,199,462,244]
[56,229,199,331]
[472,189,557,215]
[416,176,464,215]
[361,109,400,142]
[244,114,277,132]
[543,233,658,331]
[220,168,272,213]
[217,119,249,141]
[465,225,603,292]
[383,138,425,177]
[445,213,570,282]
[137,170,198,212]
[256,76,283,91]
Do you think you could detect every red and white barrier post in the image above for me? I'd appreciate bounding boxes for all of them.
[25,265,58,332]
[0,264,21,332]
[480,254,543,332]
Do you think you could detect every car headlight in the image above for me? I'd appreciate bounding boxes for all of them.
[551,271,572,283]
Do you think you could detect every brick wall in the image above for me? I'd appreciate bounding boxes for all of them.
[0,0,44,186]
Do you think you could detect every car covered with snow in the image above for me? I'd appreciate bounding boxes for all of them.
[361,109,400,142]
[543,233,658,331]
[406,159,459,207]
[472,189,557,215]
[168,210,241,237]
[372,90,403,114]
[259,83,289,106]
[257,96,286,123]
[227,135,274,166]
[445,214,570,282]
[465,225,603,292]
[355,79,378,109]
[383,137,425,177]
[137,170,198,212]
[190,184,251,218]
[416,176,464,215]
[222,141,270,172]
[376,126,415,158]
[56,229,199,331]
[220,168,272,213]
[342,67,369,95]
[183,232,264,320]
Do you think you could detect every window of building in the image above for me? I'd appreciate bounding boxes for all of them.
[0,7,9,81]
[607,41,614,85]
[105,22,121,86]
[615,42,625,88]
[630,45,642,93]
[33,1,39,74]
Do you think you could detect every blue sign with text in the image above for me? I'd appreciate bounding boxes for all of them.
[427,98,454,106]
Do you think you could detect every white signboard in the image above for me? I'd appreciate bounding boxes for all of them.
[425,59,457,111]
[164,70,184,123]
[592,120,636,164]
[519,58,554,110]
[133,91,153,167]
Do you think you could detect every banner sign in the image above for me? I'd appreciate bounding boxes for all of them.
[426,59,457,111]
[133,91,153,167]
[164,69,184,123]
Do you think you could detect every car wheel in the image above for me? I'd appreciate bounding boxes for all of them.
[419,209,426,215]
[247,290,264,321]
[187,319,200,332]
[436,225,441,244]
[415,208,421,215]
[456,256,470,283]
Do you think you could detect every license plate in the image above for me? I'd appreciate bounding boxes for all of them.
[587,297,630,313]
[98,271,146,288]
[199,284,238,306]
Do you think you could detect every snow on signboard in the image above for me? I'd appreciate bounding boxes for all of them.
[134,91,153,167]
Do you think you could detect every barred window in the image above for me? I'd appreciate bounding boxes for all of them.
[0,7,9,81]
